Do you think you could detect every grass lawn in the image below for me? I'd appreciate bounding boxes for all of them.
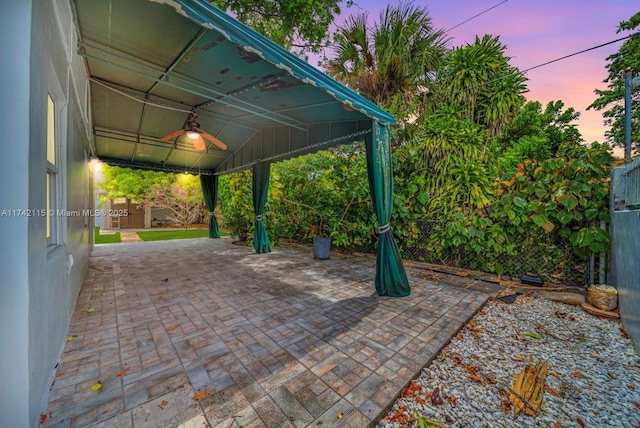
[136,229,226,241]
[94,227,121,244]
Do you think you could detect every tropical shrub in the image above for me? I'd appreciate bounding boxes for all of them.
[218,169,254,236]
[493,147,612,258]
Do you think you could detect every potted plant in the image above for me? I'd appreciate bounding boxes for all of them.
[311,212,332,260]
[222,209,253,242]
[283,198,335,259]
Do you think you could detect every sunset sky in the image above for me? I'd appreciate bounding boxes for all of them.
[323,0,638,147]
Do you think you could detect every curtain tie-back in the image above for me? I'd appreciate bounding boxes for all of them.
[256,215,263,222]
[209,212,215,216]
[377,223,390,234]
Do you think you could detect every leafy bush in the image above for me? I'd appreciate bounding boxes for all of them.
[218,170,254,236]
[419,146,612,278]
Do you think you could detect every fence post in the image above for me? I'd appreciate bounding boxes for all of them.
[599,221,606,285]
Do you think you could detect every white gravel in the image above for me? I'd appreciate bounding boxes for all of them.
[379,294,640,428]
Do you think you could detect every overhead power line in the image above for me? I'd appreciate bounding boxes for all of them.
[446,0,509,32]
[448,32,639,96]
[522,33,638,73]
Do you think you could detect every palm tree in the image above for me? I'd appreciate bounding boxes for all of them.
[326,1,449,114]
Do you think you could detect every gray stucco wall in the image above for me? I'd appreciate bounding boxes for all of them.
[610,167,640,354]
[0,2,33,426]
[1,1,92,426]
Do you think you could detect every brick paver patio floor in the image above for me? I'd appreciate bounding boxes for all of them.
[43,238,499,427]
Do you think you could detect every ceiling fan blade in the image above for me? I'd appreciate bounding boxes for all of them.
[196,128,227,150]
[192,135,207,152]
[160,129,186,141]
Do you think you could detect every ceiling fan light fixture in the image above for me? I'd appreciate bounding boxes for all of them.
[186,130,200,139]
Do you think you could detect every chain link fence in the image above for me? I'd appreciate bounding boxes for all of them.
[397,220,601,288]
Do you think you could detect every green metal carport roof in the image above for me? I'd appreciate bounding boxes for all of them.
[72,0,393,175]
[72,0,410,297]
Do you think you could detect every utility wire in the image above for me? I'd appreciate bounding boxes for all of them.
[522,33,637,73]
[446,0,509,32]
[449,32,639,96]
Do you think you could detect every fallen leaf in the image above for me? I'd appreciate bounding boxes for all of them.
[400,382,421,398]
[477,310,487,316]
[450,395,457,406]
[192,391,211,401]
[524,332,544,340]
[608,372,616,379]
[576,337,588,343]
[501,401,511,413]
[629,384,636,390]
[161,278,168,283]
[485,375,497,384]
[86,307,95,313]
[166,324,179,332]
[65,336,73,342]
[550,371,559,378]
[429,387,443,405]
[415,396,426,405]
[159,400,168,408]
[577,417,585,427]
[572,372,586,379]
[635,402,640,410]
[116,368,129,377]
[40,414,47,424]
[465,365,480,375]
[544,384,560,397]
[416,416,445,427]
[396,414,408,424]
[469,373,484,383]
[453,356,463,366]
[554,423,561,428]
[91,382,102,391]
[469,319,476,327]
[438,352,446,362]
[336,412,343,419]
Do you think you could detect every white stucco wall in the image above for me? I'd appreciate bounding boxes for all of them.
[0,2,33,426]
[0,1,92,426]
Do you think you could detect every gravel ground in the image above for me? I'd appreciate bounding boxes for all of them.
[379,293,640,428]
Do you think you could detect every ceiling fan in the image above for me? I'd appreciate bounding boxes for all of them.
[160,112,227,152]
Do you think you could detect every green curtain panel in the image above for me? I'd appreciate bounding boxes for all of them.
[200,175,221,238]
[252,161,272,253]
[365,122,411,297]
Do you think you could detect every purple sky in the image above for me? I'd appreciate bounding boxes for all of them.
[321,0,638,148]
